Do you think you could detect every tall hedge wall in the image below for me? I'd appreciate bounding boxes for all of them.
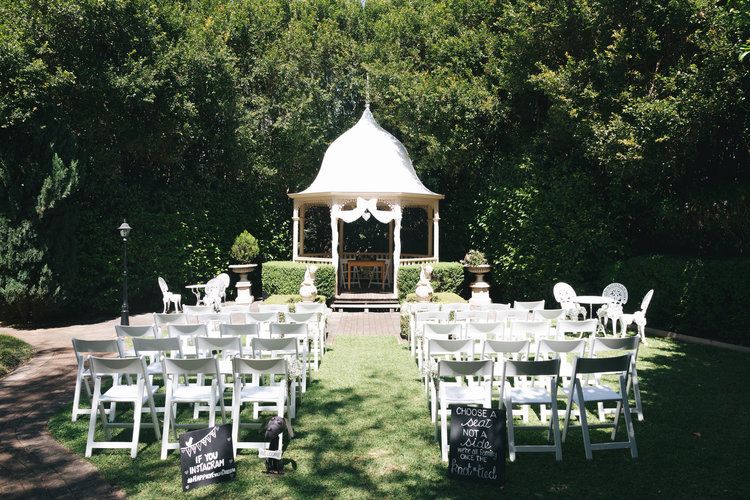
[261,262,335,301]
[397,262,464,302]
[601,255,750,346]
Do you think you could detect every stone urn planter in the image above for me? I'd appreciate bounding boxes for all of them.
[299,265,318,302]
[229,264,257,304]
[414,264,434,302]
[466,264,491,305]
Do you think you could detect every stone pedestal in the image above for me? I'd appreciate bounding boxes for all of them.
[467,265,491,305]
[229,264,257,304]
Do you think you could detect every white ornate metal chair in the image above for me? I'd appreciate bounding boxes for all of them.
[158,277,182,313]
[553,282,587,319]
[203,277,223,311]
[619,289,654,345]
[597,283,628,335]
[217,273,231,304]
[85,356,160,459]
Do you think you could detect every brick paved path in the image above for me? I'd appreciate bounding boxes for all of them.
[0,310,400,498]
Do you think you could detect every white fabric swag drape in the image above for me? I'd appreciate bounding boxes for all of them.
[332,197,402,223]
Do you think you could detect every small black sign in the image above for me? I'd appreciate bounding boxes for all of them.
[448,406,505,483]
[179,424,236,492]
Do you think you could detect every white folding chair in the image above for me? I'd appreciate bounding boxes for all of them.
[465,322,505,341]
[619,289,654,345]
[421,322,462,371]
[510,320,549,345]
[536,338,587,423]
[153,312,188,337]
[132,336,183,390]
[562,354,638,460]
[500,358,562,461]
[85,356,160,458]
[287,312,323,371]
[167,323,207,357]
[196,312,232,335]
[252,337,299,419]
[553,282,587,318]
[514,300,545,311]
[220,323,260,350]
[115,325,157,356]
[183,305,215,324]
[231,358,289,457]
[269,323,310,392]
[556,319,598,340]
[533,309,566,337]
[160,357,227,459]
[71,339,122,422]
[412,311,451,358]
[294,303,328,357]
[479,303,511,321]
[196,336,243,376]
[245,311,278,338]
[590,337,643,421]
[436,360,493,462]
[426,338,475,422]
[482,339,531,420]
[158,277,182,313]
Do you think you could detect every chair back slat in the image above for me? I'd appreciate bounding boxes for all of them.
[115,325,156,339]
[483,339,529,355]
[220,323,260,338]
[503,358,560,377]
[252,337,298,355]
[168,324,208,337]
[153,313,188,326]
[196,336,242,357]
[72,338,121,355]
[573,354,631,375]
[429,339,474,356]
[538,338,587,355]
[438,359,493,378]
[164,357,219,376]
[287,312,317,323]
[90,356,145,375]
[270,323,308,337]
[423,323,461,338]
[232,357,286,375]
[466,322,505,340]
[592,337,640,353]
[133,337,181,354]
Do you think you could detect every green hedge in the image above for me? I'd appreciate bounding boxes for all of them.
[261,262,335,301]
[397,262,464,301]
[602,255,750,346]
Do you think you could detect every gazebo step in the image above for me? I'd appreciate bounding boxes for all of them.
[331,301,401,312]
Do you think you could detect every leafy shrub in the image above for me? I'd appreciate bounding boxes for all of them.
[0,334,34,378]
[602,255,750,346]
[397,262,464,301]
[404,292,465,303]
[262,262,335,301]
[230,231,260,264]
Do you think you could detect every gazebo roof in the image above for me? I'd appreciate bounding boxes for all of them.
[289,106,443,200]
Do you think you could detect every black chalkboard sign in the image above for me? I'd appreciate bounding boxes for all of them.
[448,406,505,483]
[179,424,236,492]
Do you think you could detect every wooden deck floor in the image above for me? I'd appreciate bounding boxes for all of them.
[326,311,401,342]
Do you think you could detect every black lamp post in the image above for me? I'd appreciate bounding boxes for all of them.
[118,220,132,325]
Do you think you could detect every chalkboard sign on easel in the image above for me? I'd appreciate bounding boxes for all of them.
[448,406,505,484]
[179,424,236,492]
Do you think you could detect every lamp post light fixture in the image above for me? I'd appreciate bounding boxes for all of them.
[118,220,132,325]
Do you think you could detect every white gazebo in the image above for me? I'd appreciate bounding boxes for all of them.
[288,105,443,297]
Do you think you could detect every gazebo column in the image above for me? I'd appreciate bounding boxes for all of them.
[433,203,440,261]
[299,205,306,256]
[427,206,433,257]
[392,204,402,292]
[330,202,341,294]
[292,202,300,261]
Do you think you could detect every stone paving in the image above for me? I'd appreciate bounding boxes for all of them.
[0,309,400,498]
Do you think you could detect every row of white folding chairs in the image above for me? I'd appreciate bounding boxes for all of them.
[150,313,326,370]
[422,336,643,424]
[408,308,572,356]
[414,319,602,368]
[431,354,638,463]
[81,353,292,459]
[405,300,546,314]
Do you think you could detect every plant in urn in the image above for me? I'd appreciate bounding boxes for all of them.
[414,264,434,302]
[462,250,491,305]
[229,230,259,304]
[299,265,318,302]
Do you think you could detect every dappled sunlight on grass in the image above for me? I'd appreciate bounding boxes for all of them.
[48,336,750,498]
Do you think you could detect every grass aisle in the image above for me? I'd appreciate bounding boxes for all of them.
[49,335,750,498]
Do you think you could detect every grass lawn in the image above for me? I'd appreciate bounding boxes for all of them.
[49,335,750,498]
[0,333,33,378]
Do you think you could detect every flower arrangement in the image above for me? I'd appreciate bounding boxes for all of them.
[460,249,488,267]
[285,355,304,380]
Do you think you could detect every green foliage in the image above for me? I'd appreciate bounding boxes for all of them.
[460,250,487,267]
[230,231,260,264]
[0,334,34,378]
[602,255,750,346]
[397,262,465,302]
[404,292,465,304]
[0,0,748,328]
[261,261,334,301]
[264,294,327,309]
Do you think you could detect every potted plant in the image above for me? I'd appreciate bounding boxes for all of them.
[229,231,260,304]
[461,250,491,305]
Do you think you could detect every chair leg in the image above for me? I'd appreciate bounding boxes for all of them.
[620,380,638,458]
[611,401,623,440]
[232,396,240,457]
[576,385,592,460]
[161,396,172,460]
[132,398,143,458]
[85,393,100,457]
[506,399,516,462]
[631,368,644,421]
[72,375,83,422]
[550,400,562,461]
[440,404,449,462]
[208,397,216,428]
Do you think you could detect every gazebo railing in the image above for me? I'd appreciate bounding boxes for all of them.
[399,257,438,266]
[294,256,334,264]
